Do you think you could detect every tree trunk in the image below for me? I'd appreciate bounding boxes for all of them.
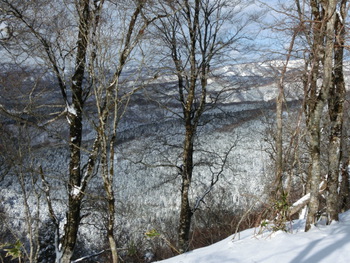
[275,84,284,196]
[178,178,193,253]
[269,25,301,227]
[160,0,234,252]
[176,0,200,253]
[273,29,297,201]
[99,137,119,263]
[61,102,83,262]
[340,159,350,210]
[59,1,90,261]
[305,0,337,232]
[326,0,347,223]
[178,128,194,253]
[101,134,118,263]
[305,121,322,231]
[107,194,118,263]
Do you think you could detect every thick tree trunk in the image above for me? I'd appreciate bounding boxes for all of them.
[177,0,200,253]
[327,131,342,222]
[340,159,350,210]
[305,0,337,232]
[61,101,83,263]
[326,0,347,223]
[178,178,193,253]
[326,84,343,223]
[59,1,90,262]
[178,126,194,253]
[304,59,323,231]
[305,122,322,231]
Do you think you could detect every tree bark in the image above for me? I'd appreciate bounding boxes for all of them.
[340,159,350,210]
[176,0,200,253]
[59,1,91,262]
[178,118,196,252]
[326,0,347,223]
[275,83,284,196]
[305,0,337,232]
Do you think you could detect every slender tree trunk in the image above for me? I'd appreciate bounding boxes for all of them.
[103,163,118,263]
[100,130,118,263]
[107,195,118,263]
[101,147,118,263]
[275,84,284,195]
[273,29,297,201]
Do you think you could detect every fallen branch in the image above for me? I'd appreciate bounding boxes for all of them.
[71,250,107,263]
[289,180,327,217]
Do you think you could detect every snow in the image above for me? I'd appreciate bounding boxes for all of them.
[71,185,81,197]
[291,193,310,208]
[157,210,350,263]
[66,104,77,116]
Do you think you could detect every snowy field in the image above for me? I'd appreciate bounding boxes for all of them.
[158,210,350,263]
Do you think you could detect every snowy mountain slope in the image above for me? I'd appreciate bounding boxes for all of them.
[0,60,305,254]
[157,210,350,263]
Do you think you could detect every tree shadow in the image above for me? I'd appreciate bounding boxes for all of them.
[290,224,350,263]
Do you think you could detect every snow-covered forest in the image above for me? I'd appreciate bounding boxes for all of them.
[0,0,350,262]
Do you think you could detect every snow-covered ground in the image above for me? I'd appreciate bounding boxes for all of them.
[157,210,350,263]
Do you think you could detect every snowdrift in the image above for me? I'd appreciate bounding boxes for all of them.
[158,210,350,263]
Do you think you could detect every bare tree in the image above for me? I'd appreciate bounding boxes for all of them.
[0,0,97,259]
[153,0,254,253]
[0,122,42,263]
[88,1,167,261]
[260,0,311,226]
[0,0,164,262]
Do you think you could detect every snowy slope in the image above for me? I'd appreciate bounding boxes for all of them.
[157,210,350,263]
[0,60,326,255]
[0,61,279,252]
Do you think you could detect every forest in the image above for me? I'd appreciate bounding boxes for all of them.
[0,0,350,262]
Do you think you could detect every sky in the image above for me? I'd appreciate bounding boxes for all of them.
[156,210,350,263]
